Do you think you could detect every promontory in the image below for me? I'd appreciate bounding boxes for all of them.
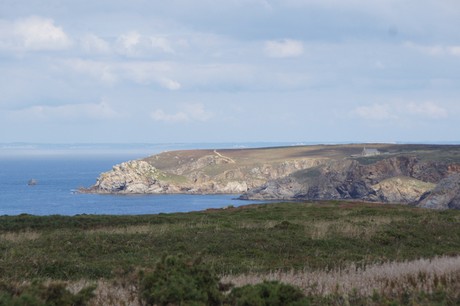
[83,144,460,209]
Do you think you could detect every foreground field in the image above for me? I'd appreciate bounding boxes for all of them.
[1,202,460,304]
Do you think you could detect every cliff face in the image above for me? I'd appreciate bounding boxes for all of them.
[240,156,460,209]
[85,149,327,194]
[241,156,460,209]
[417,174,460,209]
[84,144,460,209]
[88,160,182,194]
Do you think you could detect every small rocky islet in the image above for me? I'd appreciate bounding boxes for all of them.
[83,144,460,210]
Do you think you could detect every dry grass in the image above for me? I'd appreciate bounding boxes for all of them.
[85,225,154,235]
[237,221,279,229]
[234,212,406,240]
[308,216,405,240]
[221,255,460,297]
[307,221,370,240]
[59,256,460,305]
[234,215,407,240]
[84,220,225,236]
[0,231,40,242]
[68,279,140,306]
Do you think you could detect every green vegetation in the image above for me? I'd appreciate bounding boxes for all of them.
[0,281,95,306]
[140,255,222,306]
[293,167,321,180]
[1,202,460,304]
[158,172,189,184]
[227,281,307,306]
[140,255,310,306]
[1,202,460,281]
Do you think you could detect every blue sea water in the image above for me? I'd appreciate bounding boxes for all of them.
[5,141,458,216]
[0,152,266,216]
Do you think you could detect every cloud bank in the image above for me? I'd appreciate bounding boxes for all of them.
[0,0,459,143]
[151,103,213,123]
[0,16,71,51]
[353,102,449,121]
[264,39,304,58]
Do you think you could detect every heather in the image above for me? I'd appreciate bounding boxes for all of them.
[1,202,459,304]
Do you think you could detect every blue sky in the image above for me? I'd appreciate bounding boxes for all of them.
[1,0,459,144]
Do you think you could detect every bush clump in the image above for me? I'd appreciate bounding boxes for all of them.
[140,255,223,306]
[0,281,95,306]
[227,281,307,306]
[140,255,310,306]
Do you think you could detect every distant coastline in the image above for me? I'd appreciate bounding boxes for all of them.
[2,141,460,158]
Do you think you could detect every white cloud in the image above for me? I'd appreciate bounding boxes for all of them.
[352,101,448,121]
[448,46,460,56]
[150,109,189,123]
[62,59,182,90]
[264,39,304,58]
[158,78,181,90]
[115,31,179,57]
[9,100,119,121]
[118,61,181,90]
[151,103,213,123]
[64,59,117,84]
[150,37,175,53]
[116,31,141,56]
[353,103,397,121]
[0,16,72,51]
[81,34,110,54]
[404,41,460,57]
[184,103,214,121]
[406,101,448,119]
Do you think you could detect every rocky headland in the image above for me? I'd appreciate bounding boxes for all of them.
[84,147,327,195]
[83,144,460,209]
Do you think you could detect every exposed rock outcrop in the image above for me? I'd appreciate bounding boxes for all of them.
[84,151,326,195]
[85,160,181,194]
[371,177,436,203]
[84,144,460,209]
[241,156,460,208]
[417,174,460,209]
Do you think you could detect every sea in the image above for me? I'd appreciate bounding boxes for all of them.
[5,141,457,216]
[0,143,293,216]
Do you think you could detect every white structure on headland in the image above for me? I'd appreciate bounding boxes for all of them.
[362,148,380,156]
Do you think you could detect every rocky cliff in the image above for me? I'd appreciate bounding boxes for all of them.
[88,160,184,194]
[240,155,460,209]
[417,174,460,209]
[84,144,460,209]
[84,147,328,194]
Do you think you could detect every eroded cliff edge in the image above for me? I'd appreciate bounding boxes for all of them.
[84,144,460,209]
[84,146,328,195]
[239,145,460,209]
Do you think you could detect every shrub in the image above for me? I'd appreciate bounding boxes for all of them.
[0,281,95,306]
[227,281,307,306]
[140,255,223,306]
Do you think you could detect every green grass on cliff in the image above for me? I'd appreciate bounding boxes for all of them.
[1,202,459,282]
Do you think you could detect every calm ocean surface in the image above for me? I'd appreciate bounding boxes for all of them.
[3,141,456,216]
[0,150,267,216]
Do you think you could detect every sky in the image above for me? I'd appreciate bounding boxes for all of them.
[0,0,459,144]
